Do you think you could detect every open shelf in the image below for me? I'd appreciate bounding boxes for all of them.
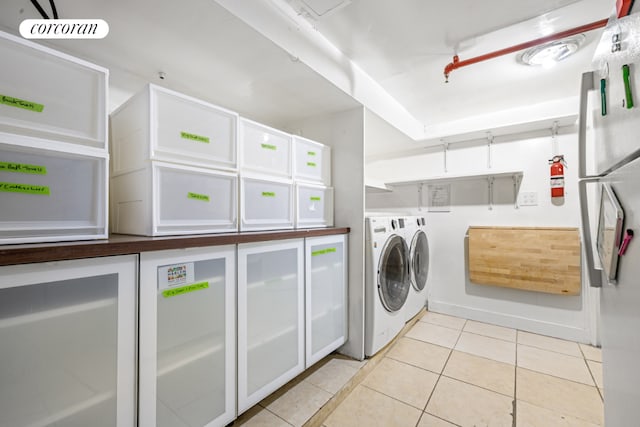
[386,170,523,187]
[372,170,524,210]
[365,180,392,193]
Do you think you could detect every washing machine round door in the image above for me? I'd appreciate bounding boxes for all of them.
[410,230,429,291]
[377,235,410,312]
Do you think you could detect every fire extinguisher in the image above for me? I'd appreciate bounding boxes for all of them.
[549,155,566,198]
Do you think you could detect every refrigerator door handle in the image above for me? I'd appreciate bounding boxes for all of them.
[579,178,603,288]
[578,71,603,288]
[579,71,595,180]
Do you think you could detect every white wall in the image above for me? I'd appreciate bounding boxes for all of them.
[366,126,594,342]
[286,107,366,360]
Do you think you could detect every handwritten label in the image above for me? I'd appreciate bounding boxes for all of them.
[262,191,276,197]
[261,143,277,151]
[180,131,210,143]
[162,281,209,298]
[0,182,50,195]
[307,162,316,167]
[312,247,337,257]
[0,162,47,175]
[310,196,321,201]
[188,192,210,202]
[0,94,44,112]
[307,151,316,156]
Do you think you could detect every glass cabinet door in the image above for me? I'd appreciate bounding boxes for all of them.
[139,246,236,427]
[237,239,304,413]
[0,255,137,427]
[305,235,348,367]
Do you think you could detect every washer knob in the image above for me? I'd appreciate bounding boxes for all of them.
[391,219,397,230]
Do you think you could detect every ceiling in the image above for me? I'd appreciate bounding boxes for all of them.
[0,0,617,153]
[298,0,612,124]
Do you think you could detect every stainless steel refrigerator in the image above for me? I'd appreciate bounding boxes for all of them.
[579,11,640,427]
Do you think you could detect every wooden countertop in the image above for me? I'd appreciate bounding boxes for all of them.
[0,227,350,266]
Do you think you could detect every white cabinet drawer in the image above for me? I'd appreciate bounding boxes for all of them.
[0,30,107,149]
[110,84,237,174]
[0,138,107,244]
[111,162,237,236]
[240,176,293,231]
[295,184,334,229]
[293,136,330,185]
[239,119,292,178]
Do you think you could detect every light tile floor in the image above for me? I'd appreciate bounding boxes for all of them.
[234,311,604,427]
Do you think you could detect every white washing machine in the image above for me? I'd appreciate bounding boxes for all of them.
[364,216,411,357]
[404,216,430,322]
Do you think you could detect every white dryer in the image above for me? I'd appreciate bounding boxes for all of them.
[404,216,430,322]
[365,216,411,357]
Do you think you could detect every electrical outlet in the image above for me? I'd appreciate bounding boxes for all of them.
[519,191,538,206]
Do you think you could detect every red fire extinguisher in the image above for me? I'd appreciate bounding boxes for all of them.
[549,155,566,198]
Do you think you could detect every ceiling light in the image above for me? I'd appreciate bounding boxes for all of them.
[520,35,585,67]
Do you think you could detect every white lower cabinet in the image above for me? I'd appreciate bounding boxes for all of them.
[305,235,348,367]
[237,239,305,413]
[139,246,236,427]
[0,255,137,427]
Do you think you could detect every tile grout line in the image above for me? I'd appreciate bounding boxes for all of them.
[581,350,604,402]
[460,331,517,344]
[416,318,467,426]
[517,366,604,388]
[517,341,584,358]
[438,372,515,399]
[306,311,428,427]
[578,342,604,401]
[265,407,296,427]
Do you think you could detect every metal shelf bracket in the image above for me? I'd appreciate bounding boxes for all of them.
[488,176,495,210]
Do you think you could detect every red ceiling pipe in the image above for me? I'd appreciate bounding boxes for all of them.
[444,18,609,82]
[617,0,634,17]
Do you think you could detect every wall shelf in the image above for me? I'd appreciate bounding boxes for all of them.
[375,170,523,210]
[364,180,392,193]
[386,170,523,187]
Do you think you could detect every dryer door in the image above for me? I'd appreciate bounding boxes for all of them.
[410,230,429,292]
[378,235,410,312]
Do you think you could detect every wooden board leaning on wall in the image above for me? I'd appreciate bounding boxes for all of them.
[467,226,581,295]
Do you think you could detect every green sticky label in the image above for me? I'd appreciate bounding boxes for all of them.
[262,191,276,197]
[261,143,277,151]
[0,162,47,175]
[307,151,316,156]
[307,162,316,167]
[188,192,210,202]
[162,281,209,298]
[0,94,44,112]
[0,182,50,195]
[180,131,210,143]
[312,247,337,257]
[310,196,321,201]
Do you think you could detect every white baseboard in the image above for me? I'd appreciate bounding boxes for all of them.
[428,300,591,344]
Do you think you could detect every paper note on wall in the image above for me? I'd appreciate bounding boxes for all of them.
[428,184,451,212]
